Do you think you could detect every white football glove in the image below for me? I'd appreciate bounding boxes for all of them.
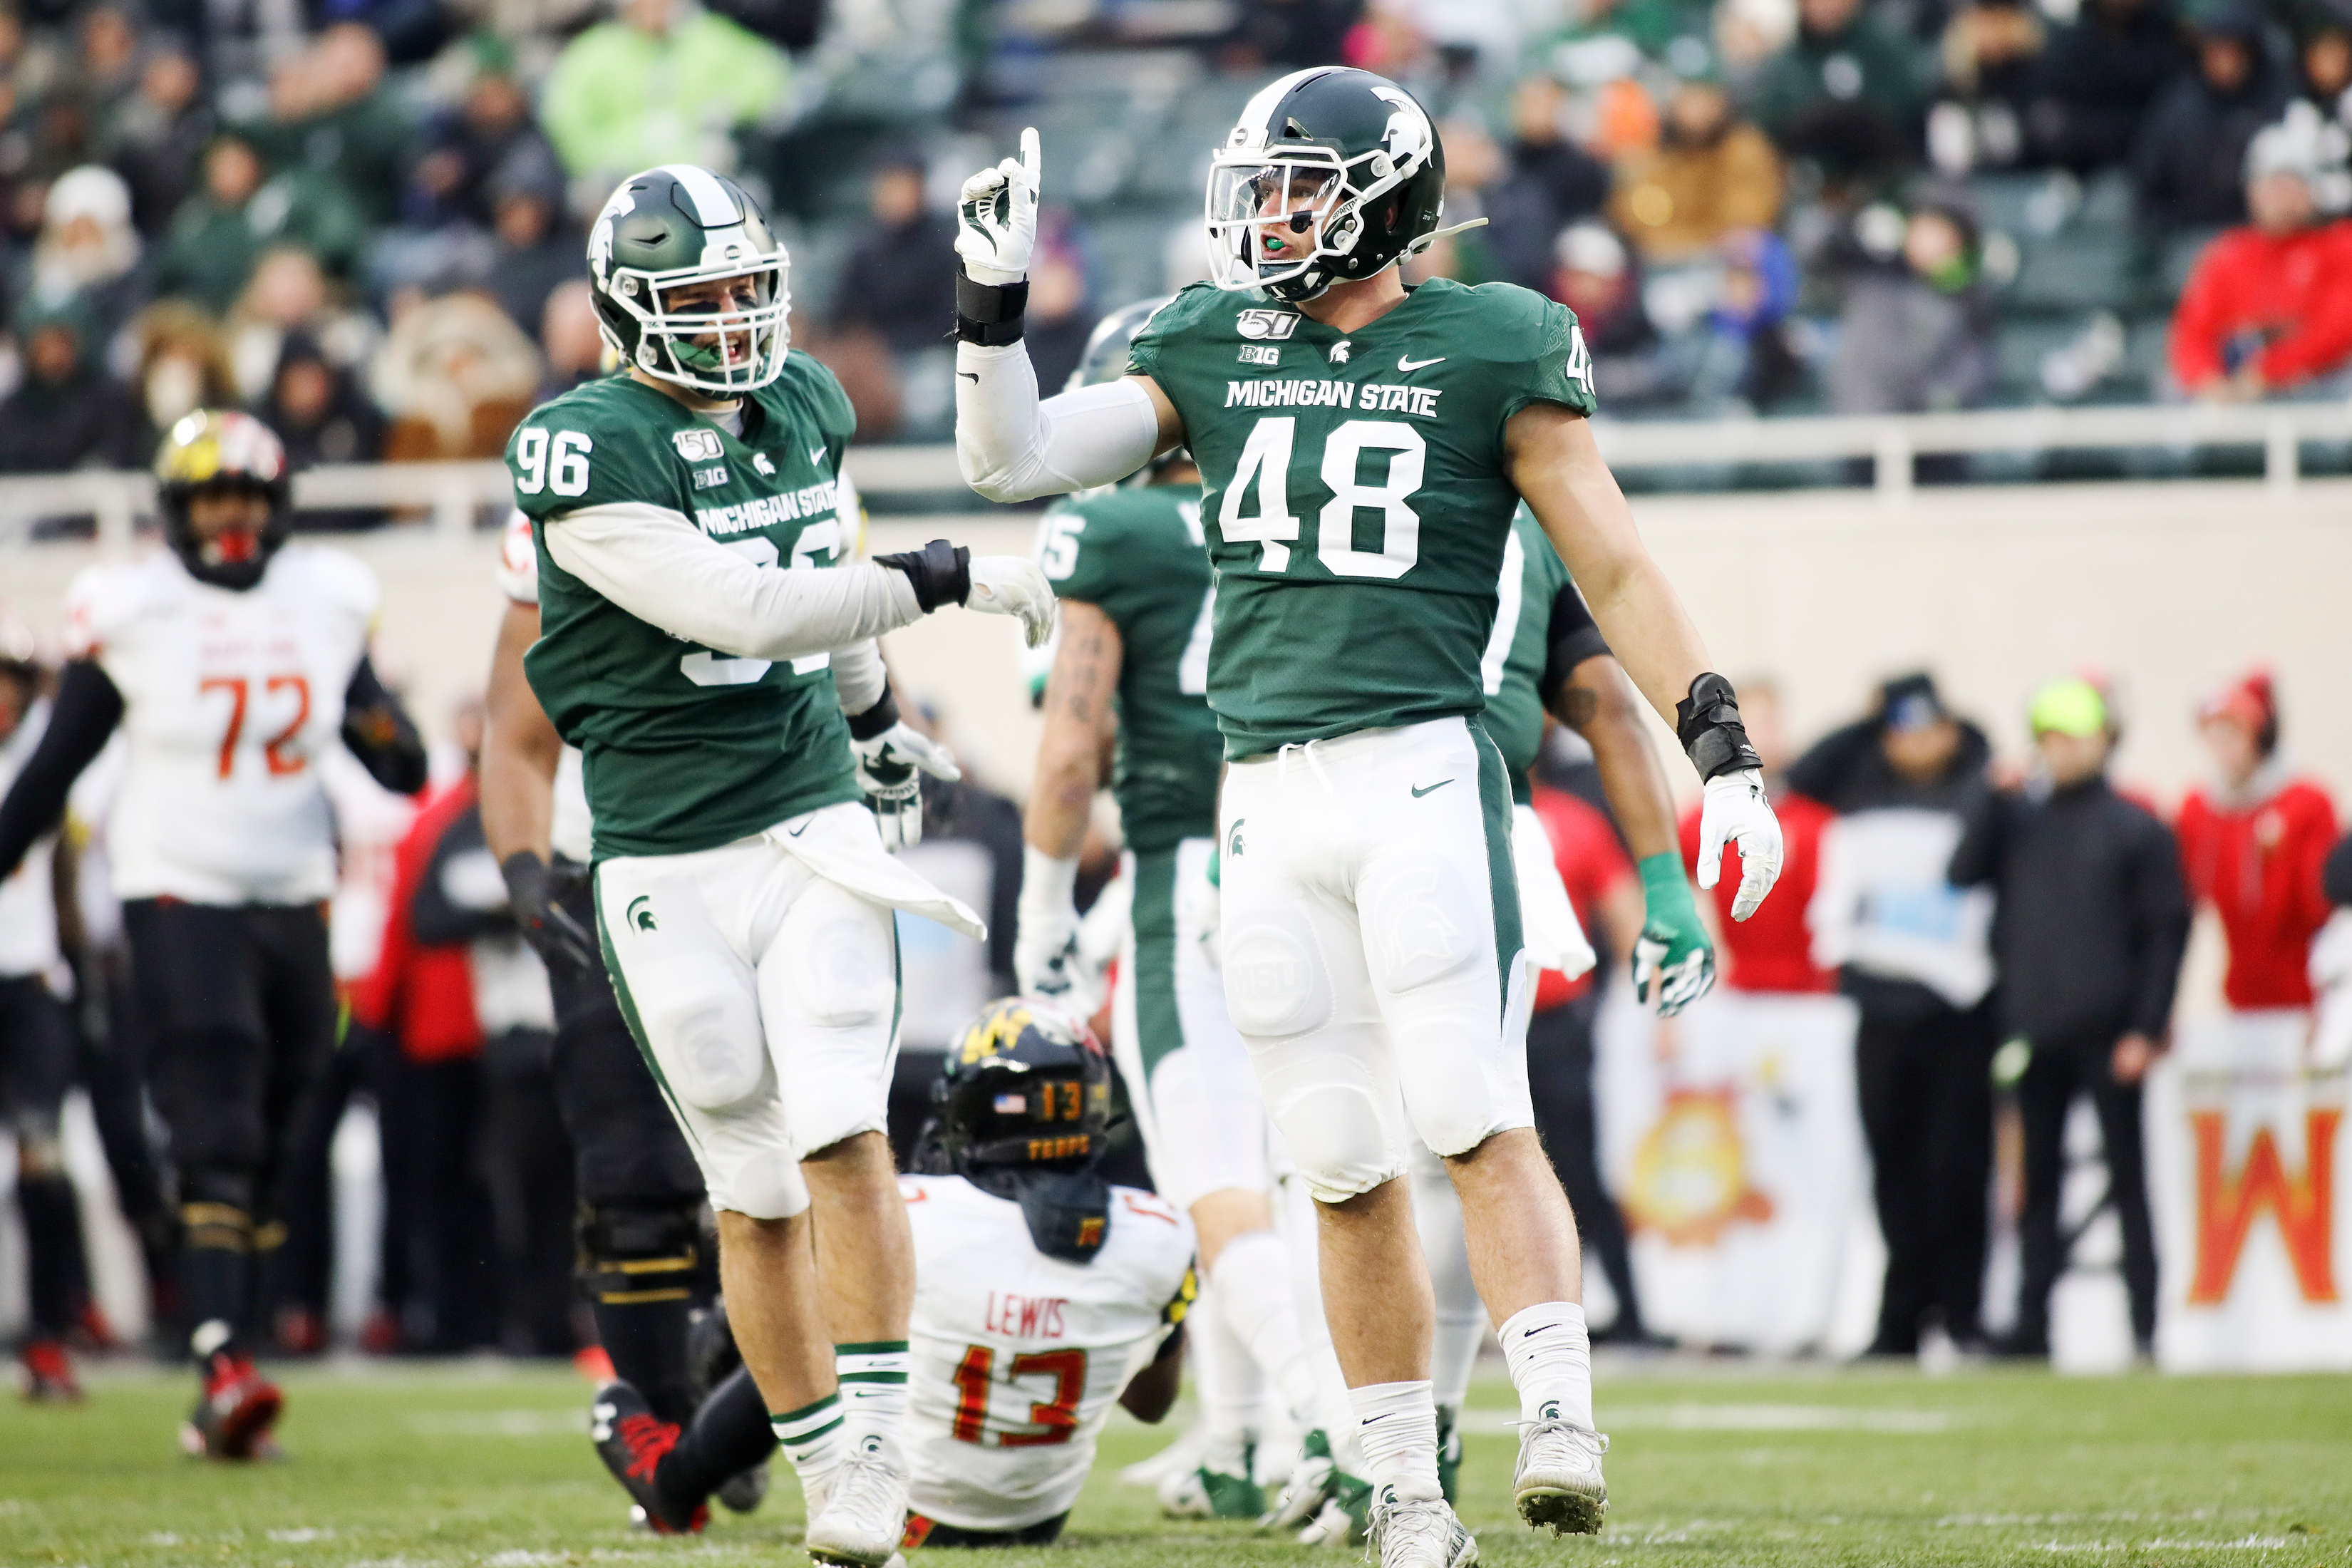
[1015,847,1089,1004]
[968,555,1058,648]
[1694,767,1783,922]
[852,721,961,851]
[955,126,1041,286]
[1180,859,1222,972]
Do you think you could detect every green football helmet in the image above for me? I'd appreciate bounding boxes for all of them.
[1063,294,1171,394]
[587,164,791,395]
[1205,67,1448,302]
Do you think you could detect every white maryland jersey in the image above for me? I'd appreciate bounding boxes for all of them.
[64,544,378,905]
[0,698,61,976]
[495,509,592,865]
[902,1174,1195,1531]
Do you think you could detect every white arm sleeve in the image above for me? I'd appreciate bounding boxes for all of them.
[955,340,1162,502]
[544,502,925,661]
[831,638,889,718]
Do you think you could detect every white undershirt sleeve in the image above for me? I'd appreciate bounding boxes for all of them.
[544,502,924,661]
[955,341,1162,502]
[830,638,889,718]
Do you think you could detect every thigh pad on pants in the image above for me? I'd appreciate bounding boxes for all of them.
[601,871,766,1113]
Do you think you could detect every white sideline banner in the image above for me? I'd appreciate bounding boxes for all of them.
[1595,987,1880,1356]
[2147,1011,2351,1372]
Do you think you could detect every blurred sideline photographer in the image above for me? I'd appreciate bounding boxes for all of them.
[1949,679,2191,1361]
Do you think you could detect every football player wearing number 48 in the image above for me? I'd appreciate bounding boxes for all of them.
[952,71,1783,1568]
[505,163,1054,1567]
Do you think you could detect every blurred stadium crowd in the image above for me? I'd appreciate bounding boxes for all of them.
[7,0,2352,488]
[5,619,2351,1383]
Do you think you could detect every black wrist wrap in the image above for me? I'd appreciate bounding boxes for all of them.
[1676,672,1764,781]
[956,269,1028,346]
[875,539,972,612]
[845,687,901,742]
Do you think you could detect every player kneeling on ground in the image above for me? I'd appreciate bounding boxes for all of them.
[588,1001,1194,1546]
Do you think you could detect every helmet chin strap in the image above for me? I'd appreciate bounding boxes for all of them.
[1405,215,1489,256]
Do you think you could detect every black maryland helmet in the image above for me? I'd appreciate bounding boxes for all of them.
[927,998,1113,1176]
[153,409,294,591]
[587,164,792,395]
[1205,66,1448,303]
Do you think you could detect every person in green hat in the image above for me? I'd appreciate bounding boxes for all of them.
[1948,676,2192,1362]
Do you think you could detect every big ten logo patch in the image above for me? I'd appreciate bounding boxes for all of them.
[1238,345,1279,367]
[2189,1106,2340,1304]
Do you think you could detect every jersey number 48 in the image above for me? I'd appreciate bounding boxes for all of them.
[1220,416,1425,579]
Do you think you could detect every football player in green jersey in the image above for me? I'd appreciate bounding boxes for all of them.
[1013,299,1359,1529]
[949,71,1781,1568]
[509,163,1056,1566]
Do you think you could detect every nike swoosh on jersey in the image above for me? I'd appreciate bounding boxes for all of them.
[1398,354,1446,372]
[958,371,979,382]
[1410,779,1454,798]
[809,445,827,465]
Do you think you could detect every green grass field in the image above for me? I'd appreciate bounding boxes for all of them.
[2,1359,2347,1567]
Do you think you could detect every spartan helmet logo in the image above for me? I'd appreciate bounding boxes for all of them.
[1371,84,1433,172]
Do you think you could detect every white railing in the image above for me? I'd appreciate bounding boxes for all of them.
[7,399,2348,549]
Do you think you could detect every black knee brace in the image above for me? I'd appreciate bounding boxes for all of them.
[577,1202,701,1304]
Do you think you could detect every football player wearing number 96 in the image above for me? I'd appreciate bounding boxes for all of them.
[506,163,1054,1567]
[951,69,1783,1568]
[0,409,430,1460]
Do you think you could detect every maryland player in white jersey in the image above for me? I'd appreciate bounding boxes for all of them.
[594,1000,1194,1545]
[899,1000,1193,1544]
[0,411,428,1458]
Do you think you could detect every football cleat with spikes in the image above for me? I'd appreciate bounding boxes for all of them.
[21,1337,81,1403]
[1512,1415,1609,1535]
[589,1381,708,1535]
[181,1351,282,1459]
[1368,1487,1477,1568]
[1159,1446,1265,1520]
[805,1435,911,1567]
[1294,1471,1374,1549]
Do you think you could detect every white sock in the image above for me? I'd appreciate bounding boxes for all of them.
[835,1341,909,1455]
[1499,1303,1594,1430]
[1410,1152,1487,1415]
[1348,1380,1442,1503]
[772,1391,848,1491]
[1210,1229,1321,1430]
[1193,1280,1262,1473]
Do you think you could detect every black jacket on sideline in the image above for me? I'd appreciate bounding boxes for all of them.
[1949,774,2191,1043]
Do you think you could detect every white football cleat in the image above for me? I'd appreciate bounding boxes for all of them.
[805,1436,910,1567]
[1513,1417,1609,1535]
[1367,1488,1476,1568]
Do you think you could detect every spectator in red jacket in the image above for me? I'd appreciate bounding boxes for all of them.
[2170,107,2352,400]
[2175,669,2340,1011]
[1677,679,1836,994]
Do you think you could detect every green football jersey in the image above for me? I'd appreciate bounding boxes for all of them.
[1035,480,1221,853]
[1126,277,1597,759]
[1480,507,1574,803]
[510,363,862,860]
